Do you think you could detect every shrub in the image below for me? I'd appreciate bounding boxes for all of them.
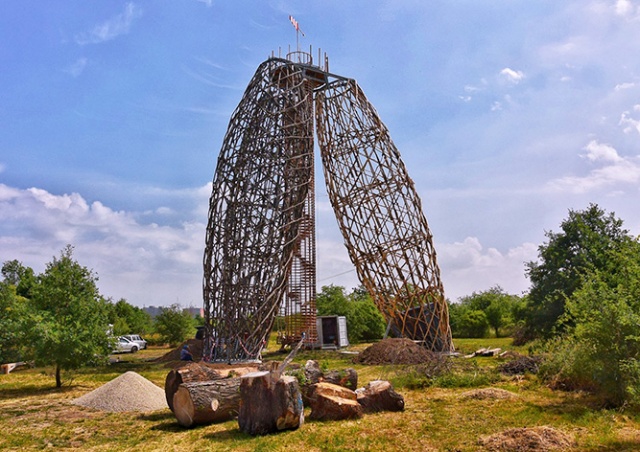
[538,245,640,407]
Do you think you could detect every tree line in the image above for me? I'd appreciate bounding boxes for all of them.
[0,245,199,387]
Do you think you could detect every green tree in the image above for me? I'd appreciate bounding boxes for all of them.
[154,304,194,347]
[539,241,640,407]
[28,245,112,387]
[2,259,36,298]
[450,286,519,338]
[0,282,29,363]
[316,285,385,343]
[107,298,153,336]
[524,204,636,339]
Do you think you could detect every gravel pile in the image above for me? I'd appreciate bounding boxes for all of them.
[72,371,168,412]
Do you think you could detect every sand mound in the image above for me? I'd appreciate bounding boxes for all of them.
[72,371,167,412]
[156,339,204,363]
[461,388,518,400]
[479,426,574,451]
[354,338,435,365]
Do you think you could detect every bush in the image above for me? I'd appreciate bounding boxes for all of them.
[393,357,498,389]
[539,245,640,407]
[456,309,490,338]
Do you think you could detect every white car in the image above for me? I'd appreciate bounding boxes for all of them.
[114,336,139,353]
[121,334,147,350]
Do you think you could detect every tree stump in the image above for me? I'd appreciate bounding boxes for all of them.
[324,368,358,390]
[238,371,304,435]
[299,360,359,406]
[172,378,242,427]
[356,380,404,413]
[308,382,363,421]
[164,362,223,412]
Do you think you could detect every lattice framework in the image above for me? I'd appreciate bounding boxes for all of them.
[203,53,453,361]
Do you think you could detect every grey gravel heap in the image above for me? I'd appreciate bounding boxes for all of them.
[72,371,167,412]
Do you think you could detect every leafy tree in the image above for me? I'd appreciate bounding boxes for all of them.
[539,240,640,407]
[455,309,489,338]
[524,204,637,339]
[107,298,153,336]
[154,304,195,347]
[348,286,386,342]
[316,285,385,343]
[2,259,36,298]
[28,245,113,387]
[317,285,351,318]
[0,282,29,363]
[449,286,520,338]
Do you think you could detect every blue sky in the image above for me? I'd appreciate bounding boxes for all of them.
[1,1,639,307]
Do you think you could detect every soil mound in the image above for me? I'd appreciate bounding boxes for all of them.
[156,339,204,363]
[72,371,167,412]
[460,388,518,400]
[498,356,542,375]
[354,338,435,365]
[479,426,573,451]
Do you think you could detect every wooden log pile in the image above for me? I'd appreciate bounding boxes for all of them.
[173,378,242,427]
[164,340,405,433]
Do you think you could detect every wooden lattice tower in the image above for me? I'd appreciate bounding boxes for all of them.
[203,50,453,362]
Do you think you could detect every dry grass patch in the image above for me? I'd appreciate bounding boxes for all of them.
[479,426,574,451]
[460,388,519,400]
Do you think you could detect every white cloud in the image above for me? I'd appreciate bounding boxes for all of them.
[75,3,142,45]
[500,67,525,84]
[615,82,635,91]
[620,108,640,135]
[437,237,537,301]
[614,0,640,17]
[548,140,640,193]
[0,183,204,307]
[582,140,623,163]
[196,0,213,6]
[65,58,87,77]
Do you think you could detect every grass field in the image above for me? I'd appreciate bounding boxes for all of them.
[2,338,640,451]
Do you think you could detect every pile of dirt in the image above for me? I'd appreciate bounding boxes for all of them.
[498,355,542,375]
[479,426,574,451]
[72,371,167,412]
[155,339,204,363]
[460,388,518,400]
[354,338,436,365]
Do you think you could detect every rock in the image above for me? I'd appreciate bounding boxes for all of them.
[308,382,362,421]
[355,380,404,413]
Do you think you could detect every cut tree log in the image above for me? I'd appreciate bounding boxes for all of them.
[308,382,362,421]
[238,371,304,435]
[324,368,358,390]
[355,380,404,413]
[164,362,258,412]
[172,378,242,427]
[164,362,223,412]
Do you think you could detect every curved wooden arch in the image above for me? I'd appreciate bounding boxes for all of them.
[203,55,453,361]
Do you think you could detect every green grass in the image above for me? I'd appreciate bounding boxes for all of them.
[1,339,640,450]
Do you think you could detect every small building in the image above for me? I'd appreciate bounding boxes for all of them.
[316,315,349,349]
